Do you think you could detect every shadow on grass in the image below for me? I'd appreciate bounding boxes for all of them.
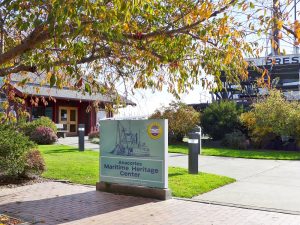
[42,149,80,154]
[168,172,186,178]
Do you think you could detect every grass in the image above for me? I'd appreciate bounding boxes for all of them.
[168,144,189,154]
[168,167,235,198]
[39,145,99,185]
[169,144,300,160]
[38,145,235,198]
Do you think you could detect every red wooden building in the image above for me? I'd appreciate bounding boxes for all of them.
[2,74,135,136]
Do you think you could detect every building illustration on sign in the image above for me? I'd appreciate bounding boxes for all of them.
[110,121,150,157]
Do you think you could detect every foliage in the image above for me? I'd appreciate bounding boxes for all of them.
[240,90,300,148]
[88,131,100,140]
[0,124,37,177]
[221,130,248,150]
[24,149,46,176]
[0,0,261,104]
[30,126,58,144]
[201,101,243,140]
[20,116,57,137]
[150,102,200,143]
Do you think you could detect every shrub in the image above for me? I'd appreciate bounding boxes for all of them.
[221,130,249,149]
[0,124,37,177]
[30,126,58,144]
[240,90,299,148]
[150,101,200,143]
[20,116,57,137]
[201,101,243,140]
[24,149,46,176]
[88,131,100,140]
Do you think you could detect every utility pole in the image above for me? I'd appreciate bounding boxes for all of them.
[272,0,280,56]
[0,10,3,55]
[294,0,299,54]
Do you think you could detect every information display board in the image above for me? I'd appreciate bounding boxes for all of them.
[100,119,168,189]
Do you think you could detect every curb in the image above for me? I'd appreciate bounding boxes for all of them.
[173,198,300,215]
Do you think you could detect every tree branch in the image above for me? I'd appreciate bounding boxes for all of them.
[282,25,296,38]
[0,25,50,65]
[0,64,37,75]
[0,46,111,76]
[124,0,236,40]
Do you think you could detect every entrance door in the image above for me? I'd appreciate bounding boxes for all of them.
[59,107,78,136]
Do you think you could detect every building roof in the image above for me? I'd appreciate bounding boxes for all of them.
[8,73,136,105]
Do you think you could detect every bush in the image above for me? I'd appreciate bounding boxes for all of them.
[221,130,249,149]
[240,90,300,149]
[150,101,200,143]
[24,149,46,176]
[88,131,100,140]
[20,116,57,137]
[0,124,37,177]
[30,126,58,144]
[201,101,243,140]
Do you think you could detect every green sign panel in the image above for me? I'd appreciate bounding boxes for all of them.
[100,119,168,189]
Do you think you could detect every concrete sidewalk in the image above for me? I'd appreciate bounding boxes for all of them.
[53,139,300,213]
[57,137,99,151]
[169,153,300,213]
[1,182,300,225]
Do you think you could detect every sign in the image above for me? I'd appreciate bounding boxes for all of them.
[100,119,168,189]
[247,54,300,66]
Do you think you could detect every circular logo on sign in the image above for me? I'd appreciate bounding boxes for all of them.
[147,122,163,140]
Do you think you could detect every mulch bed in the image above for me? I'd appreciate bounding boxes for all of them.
[0,175,46,189]
[0,214,25,225]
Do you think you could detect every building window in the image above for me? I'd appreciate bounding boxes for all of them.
[32,106,44,120]
[45,107,53,120]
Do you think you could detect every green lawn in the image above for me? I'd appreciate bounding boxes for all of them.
[168,167,234,198]
[38,145,235,198]
[40,145,99,185]
[169,144,300,160]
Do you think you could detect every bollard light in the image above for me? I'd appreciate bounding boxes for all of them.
[78,124,85,151]
[188,132,199,174]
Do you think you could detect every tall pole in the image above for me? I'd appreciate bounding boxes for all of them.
[272,0,280,56]
[294,0,299,54]
[0,11,3,55]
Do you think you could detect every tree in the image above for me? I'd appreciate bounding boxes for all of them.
[201,101,243,140]
[0,0,258,100]
[150,102,200,143]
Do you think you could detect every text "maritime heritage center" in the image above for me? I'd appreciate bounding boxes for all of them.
[103,160,159,178]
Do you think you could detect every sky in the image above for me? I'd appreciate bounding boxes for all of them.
[114,84,211,118]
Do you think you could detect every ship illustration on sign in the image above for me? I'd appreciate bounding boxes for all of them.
[110,121,150,157]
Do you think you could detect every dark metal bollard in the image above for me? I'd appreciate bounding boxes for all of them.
[197,127,202,154]
[78,124,85,151]
[188,132,199,174]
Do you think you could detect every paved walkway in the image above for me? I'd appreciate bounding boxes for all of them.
[169,153,300,213]
[57,137,99,151]
[56,139,300,213]
[1,182,300,225]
